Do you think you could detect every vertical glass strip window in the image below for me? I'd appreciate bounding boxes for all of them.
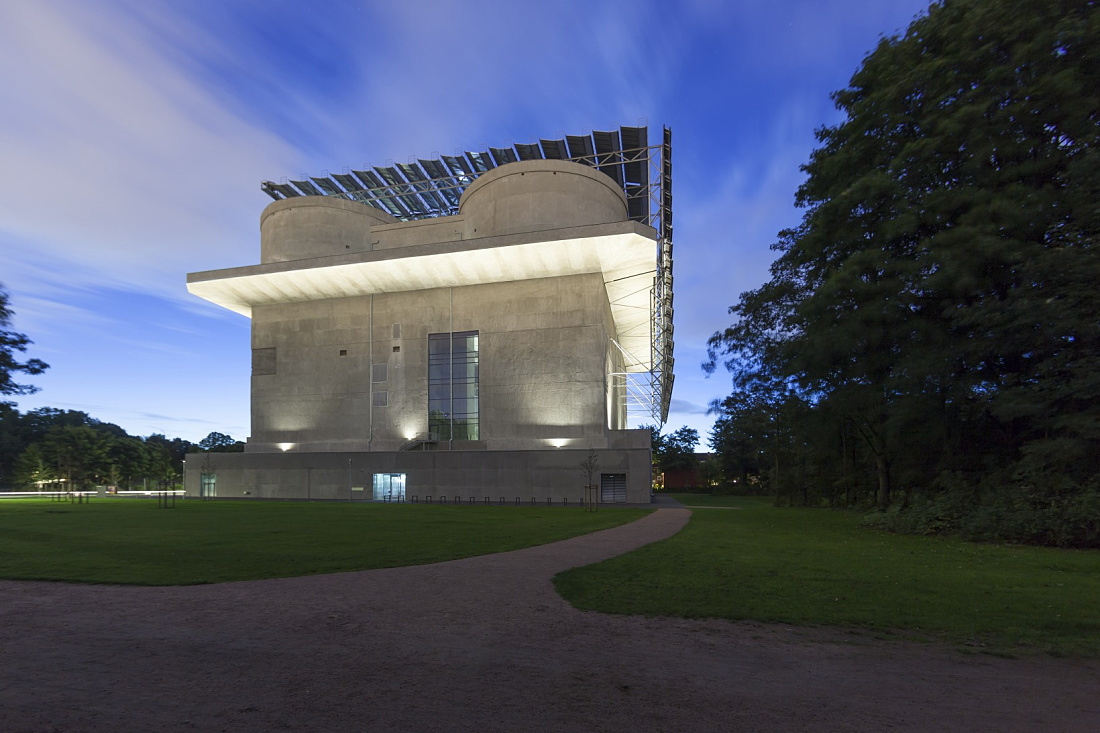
[428,330,479,440]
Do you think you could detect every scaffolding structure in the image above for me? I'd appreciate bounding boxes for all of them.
[261,125,674,424]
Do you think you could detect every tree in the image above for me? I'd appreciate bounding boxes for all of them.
[660,426,700,470]
[107,435,150,488]
[0,406,94,488]
[579,448,599,487]
[0,402,23,486]
[145,433,193,476]
[708,388,773,491]
[142,436,175,482]
[198,431,239,452]
[708,0,1100,543]
[641,424,701,473]
[42,425,111,489]
[13,443,53,489]
[0,285,48,397]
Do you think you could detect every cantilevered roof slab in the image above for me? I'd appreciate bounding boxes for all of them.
[188,220,658,372]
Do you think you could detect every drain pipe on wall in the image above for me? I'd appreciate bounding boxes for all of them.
[449,286,454,452]
[368,293,373,450]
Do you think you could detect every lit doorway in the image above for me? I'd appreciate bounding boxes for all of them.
[372,473,406,502]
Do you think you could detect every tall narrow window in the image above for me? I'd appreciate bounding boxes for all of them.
[428,330,479,440]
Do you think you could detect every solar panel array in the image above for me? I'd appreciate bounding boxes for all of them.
[262,126,666,235]
[260,125,675,423]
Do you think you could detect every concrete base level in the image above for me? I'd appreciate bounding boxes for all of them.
[183,447,652,504]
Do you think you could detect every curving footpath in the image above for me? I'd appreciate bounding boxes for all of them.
[1,505,1097,732]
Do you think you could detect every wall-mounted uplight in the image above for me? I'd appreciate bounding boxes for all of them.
[548,439,568,448]
[277,443,295,452]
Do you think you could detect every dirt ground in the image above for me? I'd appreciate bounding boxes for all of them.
[1,507,1097,732]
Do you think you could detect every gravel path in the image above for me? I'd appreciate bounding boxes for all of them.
[1,506,1097,732]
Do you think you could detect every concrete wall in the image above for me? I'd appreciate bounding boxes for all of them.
[219,159,656,503]
[185,432,651,504]
[248,272,620,453]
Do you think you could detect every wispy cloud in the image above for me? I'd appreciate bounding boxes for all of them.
[7,295,117,340]
[673,99,823,347]
[0,1,299,302]
[668,398,710,415]
[44,400,242,433]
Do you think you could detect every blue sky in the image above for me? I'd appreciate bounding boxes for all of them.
[0,0,932,444]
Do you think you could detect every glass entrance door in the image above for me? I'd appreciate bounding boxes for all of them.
[372,473,406,502]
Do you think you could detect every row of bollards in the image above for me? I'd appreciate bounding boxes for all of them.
[49,491,91,504]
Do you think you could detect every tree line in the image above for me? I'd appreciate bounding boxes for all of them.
[706,0,1098,547]
[0,282,242,490]
[0,404,243,490]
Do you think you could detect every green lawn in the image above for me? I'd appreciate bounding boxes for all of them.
[554,495,1100,656]
[666,493,751,507]
[0,499,649,585]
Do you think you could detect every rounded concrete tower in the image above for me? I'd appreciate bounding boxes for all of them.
[459,159,628,238]
[260,197,396,263]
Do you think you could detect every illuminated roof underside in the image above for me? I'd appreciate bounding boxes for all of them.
[189,228,655,369]
[255,125,674,423]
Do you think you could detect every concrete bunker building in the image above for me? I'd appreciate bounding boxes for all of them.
[184,126,675,504]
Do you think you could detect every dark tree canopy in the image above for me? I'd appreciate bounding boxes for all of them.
[707,0,1100,546]
[0,285,48,397]
[642,424,701,472]
[198,431,243,452]
[0,406,196,489]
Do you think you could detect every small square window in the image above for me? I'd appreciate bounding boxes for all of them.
[252,347,276,376]
[393,345,400,353]
[339,349,348,356]
[372,391,388,407]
